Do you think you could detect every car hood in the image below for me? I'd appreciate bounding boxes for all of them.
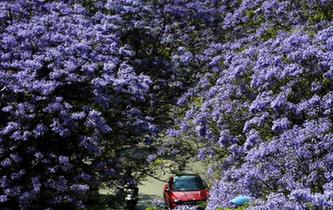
[172,190,207,201]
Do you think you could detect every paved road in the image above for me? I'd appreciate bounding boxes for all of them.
[136,175,165,210]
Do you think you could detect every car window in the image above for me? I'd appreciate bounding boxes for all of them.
[173,176,204,192]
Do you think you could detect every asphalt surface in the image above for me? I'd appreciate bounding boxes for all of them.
[136,175,165,210]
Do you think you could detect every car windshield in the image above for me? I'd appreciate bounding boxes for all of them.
[173,175,204,192]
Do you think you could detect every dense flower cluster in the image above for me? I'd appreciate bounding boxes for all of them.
[0,0,170,208]
[171,0,333,209]
[1,0,333,209]
[0,0,225,208]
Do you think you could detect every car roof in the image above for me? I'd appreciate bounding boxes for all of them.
[174,174,200,178]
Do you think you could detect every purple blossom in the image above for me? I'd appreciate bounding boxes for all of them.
[71,112,86,120]
[250,91,273,113]
[197,149,206,161]
[272,117,291,132]
[9,154,22,163]
[0,195,8,203]
[119,46,134,57]
[147,154,157,162]
[0,122,20,135]
[58,156,69,165]
[244,129,260,150]
[1,158,12,168]
[1,105,13,112]
[33,124,48,138]
[70,184,89,193]
[167,129,181,137]
[270,94,288,111]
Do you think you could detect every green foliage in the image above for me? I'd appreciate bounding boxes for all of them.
[246,10,256,19]
[216,204,249,210]
[197,200,207,208]
[262,27,279,41]
[145,207,159,210]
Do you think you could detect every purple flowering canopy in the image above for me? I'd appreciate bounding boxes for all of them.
[1,0,333,209]
[168,0,333,209]
[0,0,219,208]
[0,0,189,208]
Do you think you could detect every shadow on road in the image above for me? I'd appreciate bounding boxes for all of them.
[136,194,162,210]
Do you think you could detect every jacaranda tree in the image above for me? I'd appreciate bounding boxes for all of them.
[0,0,192,208]
[0,0,223,208]
[169,0,333,209]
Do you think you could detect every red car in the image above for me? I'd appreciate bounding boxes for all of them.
[163,174,209,209]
